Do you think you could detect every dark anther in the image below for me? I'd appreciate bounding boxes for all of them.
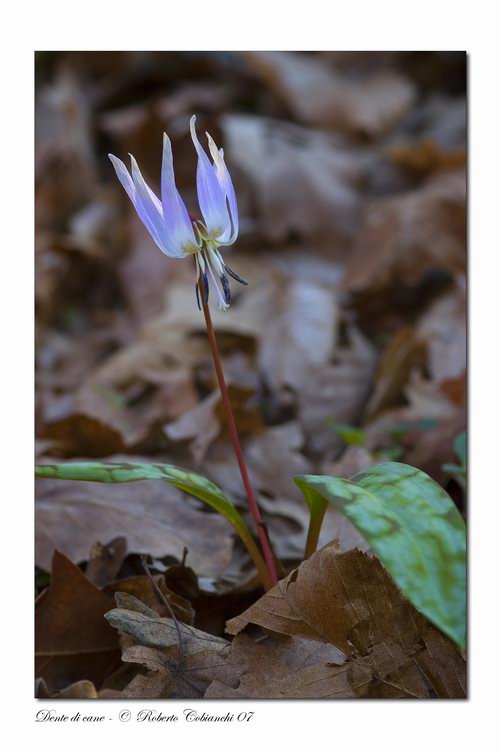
[195,282,201,311]
[224,264,248,285]
[220,274,231,305]
[202,272,209,304]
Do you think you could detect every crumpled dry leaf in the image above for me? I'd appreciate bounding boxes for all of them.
[226,545,465,698]
[36,64,96,228]
[365,326,427,419]
[222,114,369,245]
[403,371,461,420]
[105,594,231,698]
[417,283,466,383]
[35,550,195,692]
[258,278,338,391]
[41,343,198,457]
[344,169,466,297]
[388,96,466,176]
[35,678,99,699]
[36,551,122,690]
[85,536,128,588]
[165,384,263,463]
[206,633,355,699]
[241,51,416,138]
[36,472,234,576]
[404,409,466,485]
[297,326,376,458]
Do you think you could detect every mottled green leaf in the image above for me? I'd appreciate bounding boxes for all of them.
[294,462,466,648]
[35,462,270,588]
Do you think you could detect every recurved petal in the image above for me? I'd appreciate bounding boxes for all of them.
[190,116,230,239]
[129,155,186,257]
[161,134,199,255]
[206,134,239,245]
[108,154,138,206]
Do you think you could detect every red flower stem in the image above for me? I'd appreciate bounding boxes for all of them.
[198,277,278,589]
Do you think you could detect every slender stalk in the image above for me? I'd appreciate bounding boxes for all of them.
[141,555,186,657]
[198,276,278,588]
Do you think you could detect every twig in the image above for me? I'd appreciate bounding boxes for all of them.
[141,555,186,657]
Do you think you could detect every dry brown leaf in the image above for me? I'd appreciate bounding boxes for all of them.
[226,545,465,698]
[205,633,360,699]
[41,348,198,457]
[222,114,368,245]
[164,391,221,462]
[85,536,128,588]
[54,680,99,699]
[388,95,466,176]
[344,169,466,296]
[105,594,231,698]
[366,327,427,419]
[321,445,375,480]
[165,384,263,462]
[35,550,196,693]
[417,284,466,383]
[404,409,466,485]
[297,326,376,458]
[389,139,466,175]
[403,371,461,420]
[241,51,415,137]
[36,551,122,691]
[36,472,234,576]
[258,278,338,391]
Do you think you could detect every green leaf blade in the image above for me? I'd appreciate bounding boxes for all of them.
[36,462,270,588]
[295,462,466,648]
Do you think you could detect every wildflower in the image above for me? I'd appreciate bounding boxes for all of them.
[109,115,246,310]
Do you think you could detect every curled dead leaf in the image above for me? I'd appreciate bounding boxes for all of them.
[226,545,465,698]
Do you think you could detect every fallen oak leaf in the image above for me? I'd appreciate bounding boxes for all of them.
[35,551,122,691]
[35,467,234,577]
[35,550,195,692]
[85,536,128,588]
[105,594,232,698]
[204,633,364,699]
[205,633,415,699]
[222,114,368,245]
[344,169,466,299]
[226,545,465,698]
[240,51,416,138]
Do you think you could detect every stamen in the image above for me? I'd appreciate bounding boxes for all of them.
[224,264,248,285]
[202,272,209,304]
[220,274,231,305]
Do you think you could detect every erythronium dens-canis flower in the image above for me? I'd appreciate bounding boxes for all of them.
[109,115,247,311]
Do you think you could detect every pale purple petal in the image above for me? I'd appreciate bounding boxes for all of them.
[109,154,138,207]
[129,155,186,258]
[190,115,230,238]
[109,153,181,257]
[161,134,199,253]
[206,135,239,245]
